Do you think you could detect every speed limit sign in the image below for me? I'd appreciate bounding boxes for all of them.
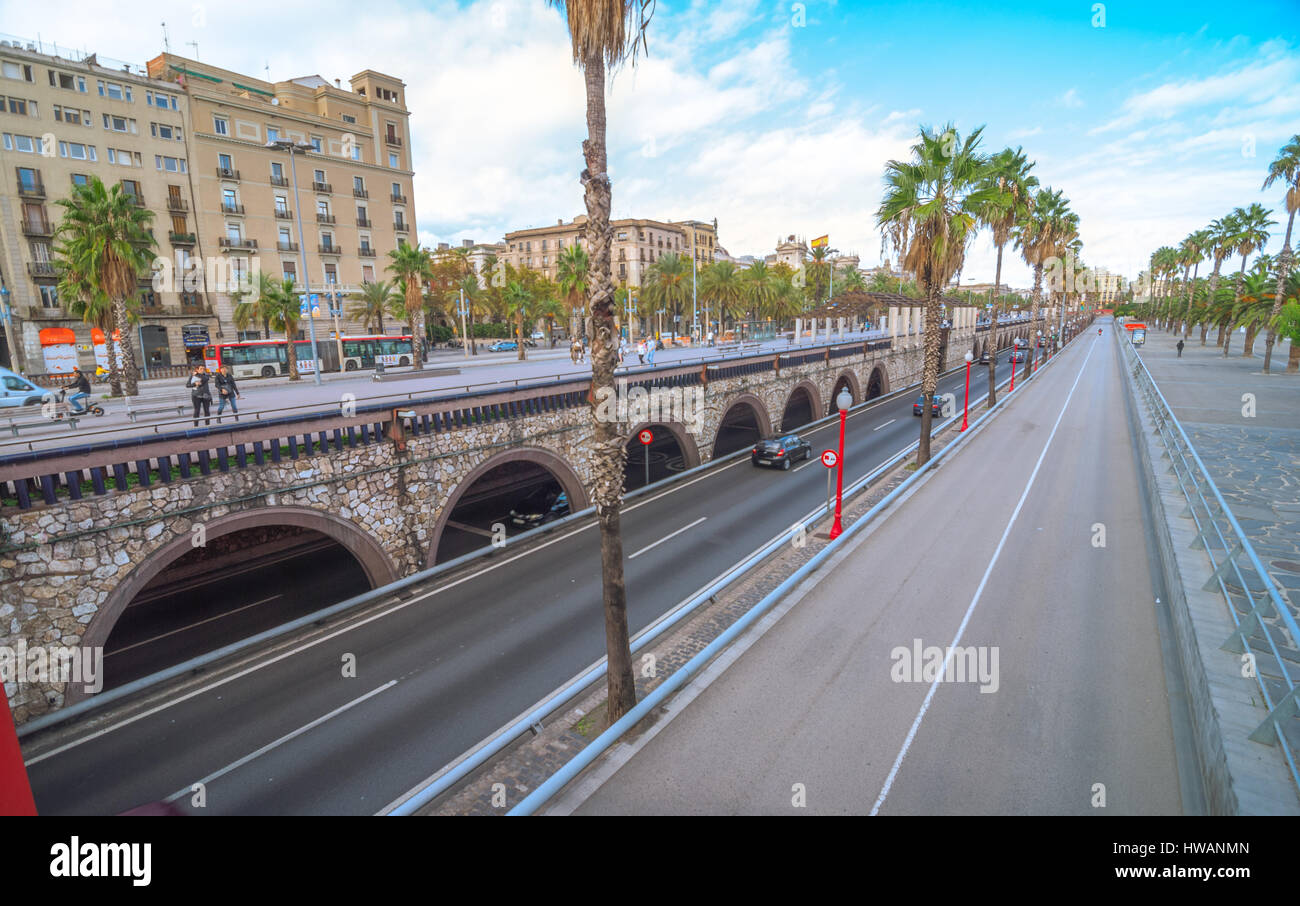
[638,429,653,446]
[821,450,838,468]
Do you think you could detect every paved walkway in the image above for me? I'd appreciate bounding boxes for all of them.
[560,327,1194,815]
[1136,333,1300,614]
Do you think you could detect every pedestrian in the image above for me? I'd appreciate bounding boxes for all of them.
[1176,338,1185,358]
[187,364,212,427]
[636,340,645,364]
[67,366,92,415]
[646,340,656,367]
[707,329,715,347]
[215,364,242,421]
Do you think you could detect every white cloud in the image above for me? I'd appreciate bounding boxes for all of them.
[1060,88,1083,108]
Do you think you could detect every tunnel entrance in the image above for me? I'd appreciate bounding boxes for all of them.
[867,365,885,400]
[780,387,816,432]
[712,400,766,458]
[434,459,571,564]
[102,525,372,690]
[624,427,688,492]
[829,375,857,414]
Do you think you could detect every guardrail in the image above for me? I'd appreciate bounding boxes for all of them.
[1120,335,1300,794]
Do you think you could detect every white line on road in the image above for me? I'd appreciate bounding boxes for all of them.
[873,419,896,431]
[106,596,284,658]
[629,517,707,560]
[163,680,397,803]
[870,335,1099,816]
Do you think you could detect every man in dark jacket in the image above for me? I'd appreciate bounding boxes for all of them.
[68,367,92,414]
[187,365,212,427]
[215,365,241,421]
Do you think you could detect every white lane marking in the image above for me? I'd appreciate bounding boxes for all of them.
[870,335,1098,816]
[163,680,397,803]
[873,418,896,431]
[628,517,707,560]
[106,596,283,658]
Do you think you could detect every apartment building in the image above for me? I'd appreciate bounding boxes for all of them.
[500,214,719,288]
[0,40,207,372]
[145,52,416,342]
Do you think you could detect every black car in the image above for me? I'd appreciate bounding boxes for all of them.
[1010,350,1027,363]
[751,434,812,470]
[913,394,942,417]
[978,349,993,364]
[509,488,570,526]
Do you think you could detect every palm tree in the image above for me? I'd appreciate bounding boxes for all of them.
[1203,214,1239,345]
[53,177,156,396]
[1262,135,1300,373]
[643,252,691,336]
[387,242,432,370]
[556,243,590,339]
[698,260,745,330]
[550,0,652,724]
[1224,203,1274,356]
[1179,230,1211,338]
[742,260,777,324]
[877,122,993,465]
[347,279,400,335]
[839,267,866,293]
[234,272,306,379]
[502,280,534,361]
[806,245,832,304]
[58,262,124,395]
[1017,187,1076,379]
[976,145,1037,407]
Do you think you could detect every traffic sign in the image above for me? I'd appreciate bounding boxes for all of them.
[821,450,838,468]
[638,429,653,446]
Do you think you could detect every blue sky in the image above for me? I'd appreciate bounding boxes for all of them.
[3,0,1296,287]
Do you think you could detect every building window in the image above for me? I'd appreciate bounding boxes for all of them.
[102,114,135,133]
[324,263,337,284]
[171,215,187,234]
[71,173,88,186]
[155,154,186,172]
[267,126,279,143]
[342,114,356,124]
[97,80,131,102]
[213,115,229,136]
[313,168,325,183]
[362,264,374,283]
[3,133,38,153]
[310,136,322,152]
[227,224,241,243]
[317,199,329,217]
[4,61,35,82]
[271,161,284,181]
[218,153,233,171]
[59,141,95,161]
[275,194,289,215]
[151,122,179,140]
[282,261,296,280]
[388,152,398,168]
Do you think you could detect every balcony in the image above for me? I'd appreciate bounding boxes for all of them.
[358,246,376,257]
[220,202,246,215]
[24,305,63,319]
[390,192,407,204]
[274,208,293,220]
[386,134,402,147]
[216,167,240,181]
[17,181,45,198]
[318,243,342,255]
[311,181,332,193]
[166,196,189,212]
[277,241,299,252]
[168,231,196,246]
[21,219,52,238]
[180,300,211,316]
[270,175,290,188]
[27,261,57,279]
[139,304,166,317]
[353,187,369,199]
[356,217,371,227]
[316,213,336,224]
[394,220,409,232]
[218,236,258,250]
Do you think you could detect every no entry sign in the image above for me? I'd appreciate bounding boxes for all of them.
[821,450,838,468]
[638,429,654,446]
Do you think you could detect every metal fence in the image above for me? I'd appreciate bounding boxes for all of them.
[1121,336,1300,794]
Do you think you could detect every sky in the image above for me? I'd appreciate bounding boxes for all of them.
[2,0,1297,288]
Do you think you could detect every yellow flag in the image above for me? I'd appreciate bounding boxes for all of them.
[811,235,829,248]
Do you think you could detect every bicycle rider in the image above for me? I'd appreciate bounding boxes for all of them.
[67,366,92,415]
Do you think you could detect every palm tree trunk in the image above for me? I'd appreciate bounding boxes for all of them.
[1263,208,1295,374]
[1183,262,1200,338]
[987,243,1003,408]
[1224,261,1246,357]
[286,322,300,380]
[408,289,424,371]
[516,308,526,361]
[106,327,122,398]
[113,296,139,396]
[582,54,636,725]
[916,282,942,466]
[1288,337,1300,373]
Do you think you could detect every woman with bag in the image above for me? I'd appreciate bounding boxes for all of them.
[187,364,213,427]
[215,365,242,422]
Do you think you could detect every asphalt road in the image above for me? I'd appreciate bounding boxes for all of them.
[566,324,1192,815]
[22,353,1022,815]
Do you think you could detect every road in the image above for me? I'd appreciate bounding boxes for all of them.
[566,323,1197,815]
[23,353,1022,815]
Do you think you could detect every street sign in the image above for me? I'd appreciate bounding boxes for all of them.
[821,450,838,468]
[638,429,653,446]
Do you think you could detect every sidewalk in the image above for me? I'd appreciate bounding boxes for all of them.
[559,329,1192,815]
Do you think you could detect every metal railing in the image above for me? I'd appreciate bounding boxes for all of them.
[1120,334,1300,794]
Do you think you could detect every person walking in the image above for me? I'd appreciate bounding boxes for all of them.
[187,364,212,427]
[1176,338,1185,358]
[636,340,645,365]
[645,339,656,367]
[67,366,92,415]
[215,365,242,421]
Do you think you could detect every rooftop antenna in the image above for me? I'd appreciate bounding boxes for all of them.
[186,40,199,61]
[265,61,270,81]
[161,21,169,53]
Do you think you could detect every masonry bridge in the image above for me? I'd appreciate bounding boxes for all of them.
[1,308,1050,718]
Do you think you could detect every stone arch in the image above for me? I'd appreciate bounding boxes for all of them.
[73,506,398,704]
[780,380,823,430]
[426,446,589,568]
[626,421,702,471]
[829,369,861,414]
[865,363,889,400]
[712,393,773,459]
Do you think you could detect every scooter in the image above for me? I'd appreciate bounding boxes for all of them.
[54,387,105,418]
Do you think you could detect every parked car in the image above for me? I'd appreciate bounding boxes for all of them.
[913,394,942,417]
[509,487,570,527]
[751,434,813,470]
[487,340,518,352]
[0,366,58,408]
[530,331,546,341]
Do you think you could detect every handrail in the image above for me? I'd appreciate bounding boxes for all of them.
[1118,332,1300,794]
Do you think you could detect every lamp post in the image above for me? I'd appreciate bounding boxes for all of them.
[829,387,852,540]
[266,139,322,385]
[961,351,973,431]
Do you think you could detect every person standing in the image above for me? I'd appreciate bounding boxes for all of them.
[215,365,242,421]
[1176,339,1185,358]
[645,339,656,367]
[187,364,212,427]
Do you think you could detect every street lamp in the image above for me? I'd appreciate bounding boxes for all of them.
[962,351,973,431]
[266,139,322,386]
[829,387,852,540]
